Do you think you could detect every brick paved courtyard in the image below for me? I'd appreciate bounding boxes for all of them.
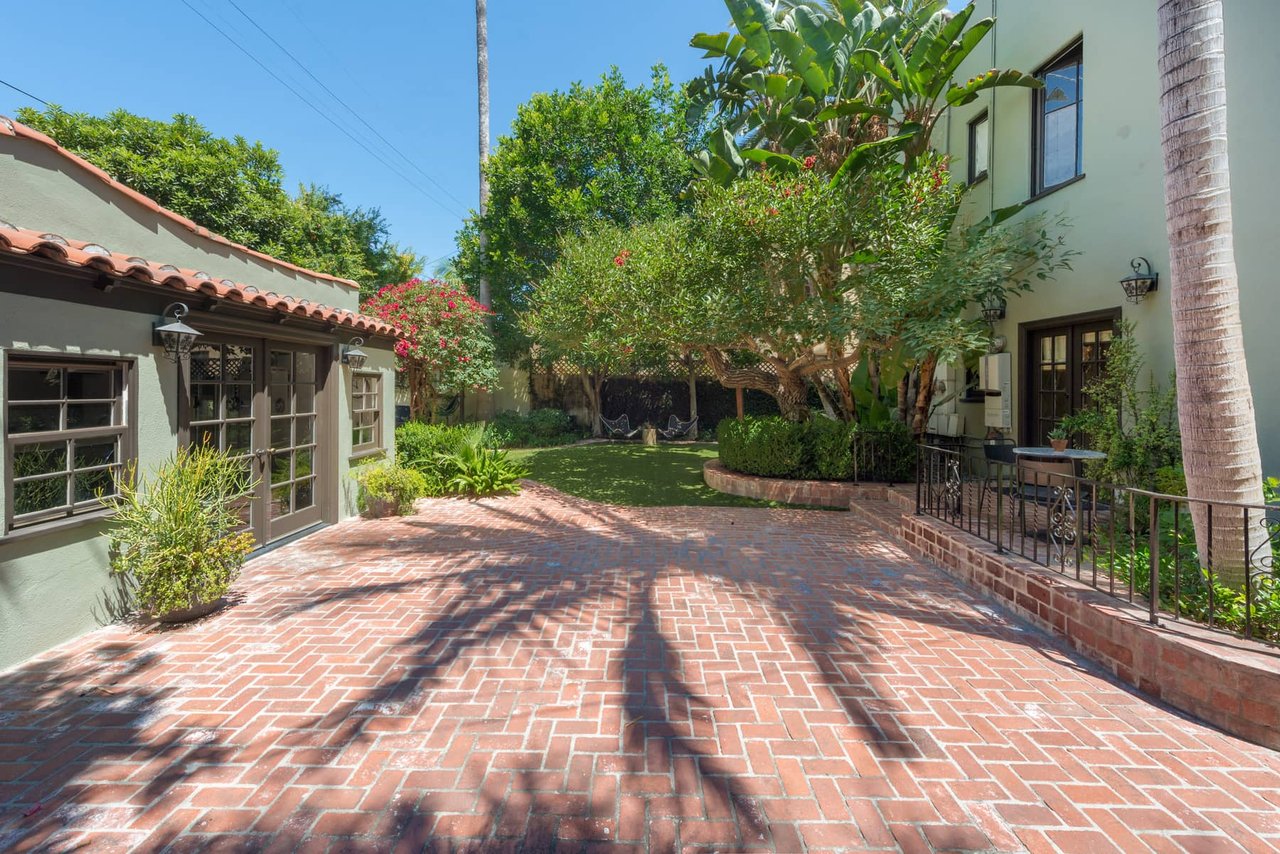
[2,485,1280,852]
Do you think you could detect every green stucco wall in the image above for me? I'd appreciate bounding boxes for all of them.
[941,0,1280,472]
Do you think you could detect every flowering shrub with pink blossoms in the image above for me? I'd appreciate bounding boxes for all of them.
[362,279,498,422]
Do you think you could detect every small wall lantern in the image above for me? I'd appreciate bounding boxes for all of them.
[981,293,1007,324]
[1120,257,1159,303]
[341,336,368,370]
[153,302,202,362]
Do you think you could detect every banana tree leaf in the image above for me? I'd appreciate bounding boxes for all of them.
[771,29,831,97]
[741,149,805,173]
[906,5,974,84]
[946,68,1041,107]
[814,99,891,122]
[726,0,776,67]
[829,124,921,186]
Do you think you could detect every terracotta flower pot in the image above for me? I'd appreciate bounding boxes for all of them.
[363,496,399,518]
[1050,438,1070,452]
[155,597,227,624]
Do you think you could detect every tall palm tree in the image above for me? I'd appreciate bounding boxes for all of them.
[475,0,491,314]
[1157,0,1264,588]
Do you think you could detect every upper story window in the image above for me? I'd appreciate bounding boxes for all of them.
[5,356,131,532]
[968,110,990,184]
[1033,41,1084,195]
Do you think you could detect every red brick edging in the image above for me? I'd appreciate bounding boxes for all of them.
[702,459,883,508]
[850,487,1280,751]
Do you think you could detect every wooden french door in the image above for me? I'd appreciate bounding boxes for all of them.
[186,338,325,545]
[1024,316,1116,445]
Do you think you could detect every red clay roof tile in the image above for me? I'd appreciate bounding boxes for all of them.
[0,223,401,338]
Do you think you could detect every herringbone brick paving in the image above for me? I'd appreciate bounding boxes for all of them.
[2,483,1279,852]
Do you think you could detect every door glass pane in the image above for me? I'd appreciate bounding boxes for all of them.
[225,346,254,382]
[296,352,315,384]
[271,417,292,449]
[270,351,292,384]
[271,485,291,517]
[226,423,253,455]
[295,383,315,415]
[295,478,314,510]
[192,385,218,421]
[189,345,221,381]
[1053,335,1067,364]
[270,385,291,416]
[295,448,314,479]
[296,416,314,445]
[9,367,62,401]
[225,384,253,418]
[271,452,292,484]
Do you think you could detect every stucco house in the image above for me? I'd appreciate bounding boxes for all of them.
[932,0,1279,471]
[0,116,400,668]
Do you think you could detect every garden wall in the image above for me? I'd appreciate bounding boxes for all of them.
[849,488,1280,751]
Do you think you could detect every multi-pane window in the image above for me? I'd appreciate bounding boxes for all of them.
[352,373,382,452]
[5,357,129,531]
[968,110,990,184]
[1034,42,1083,195]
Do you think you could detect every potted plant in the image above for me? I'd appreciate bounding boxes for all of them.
[104,446,258,623]
[354,463,427,517]
[1047,424,1071,453]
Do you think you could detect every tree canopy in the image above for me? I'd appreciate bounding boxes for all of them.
[454,66,696,362]
[16,106,422,296]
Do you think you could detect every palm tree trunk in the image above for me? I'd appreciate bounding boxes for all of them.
[476,0,491,315]
[1157,0,1265,589]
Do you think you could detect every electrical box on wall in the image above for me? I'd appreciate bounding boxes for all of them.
[978,353,1011,391]
[980,353,1013,430]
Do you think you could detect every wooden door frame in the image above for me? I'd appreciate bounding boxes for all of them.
[1017,307,1121,446]
[179,334,337,546]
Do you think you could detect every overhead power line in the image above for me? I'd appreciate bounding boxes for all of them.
[179,0,466,219]
[224,0,470,211]
[0,78,50,107]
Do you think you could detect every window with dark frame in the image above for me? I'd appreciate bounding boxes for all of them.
[968,110,990,185]
[1033,41,1083,196]
[5,356,130,531]
[351,373,382,453]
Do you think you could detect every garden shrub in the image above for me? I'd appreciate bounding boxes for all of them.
[484,409,578,448]
[395,421,527,497]
[104,446,257,616]
[717,415,915,483]
[353,463,427,516]
[395,422,475,495]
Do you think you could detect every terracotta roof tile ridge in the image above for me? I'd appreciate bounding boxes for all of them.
[0,115,362,291]
[0,221,401,338]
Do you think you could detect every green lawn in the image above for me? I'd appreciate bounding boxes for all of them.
[509,442,785,508]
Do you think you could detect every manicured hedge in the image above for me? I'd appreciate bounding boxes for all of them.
[717,416,915,483]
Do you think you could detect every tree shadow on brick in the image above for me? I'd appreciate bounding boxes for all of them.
[0,642,235,851]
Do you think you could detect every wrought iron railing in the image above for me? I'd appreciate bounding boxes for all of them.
[916,443,1280,645]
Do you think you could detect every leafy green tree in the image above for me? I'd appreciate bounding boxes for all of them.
[454,67,695,362]
[15,106,422,294]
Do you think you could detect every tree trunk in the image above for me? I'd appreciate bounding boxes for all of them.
[581,368,604,437]
[911,352,939,440]
[1157,0,1265,589]
[475,0,491,315]
[700,347,809,422]
[687,360,699,441]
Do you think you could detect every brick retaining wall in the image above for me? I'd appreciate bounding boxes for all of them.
[849,487,1280,751]
[702,459,884,508]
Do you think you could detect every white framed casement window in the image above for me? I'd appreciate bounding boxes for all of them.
[351,372,382,454]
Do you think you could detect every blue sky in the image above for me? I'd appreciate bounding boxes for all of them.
[4,1,967,272]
